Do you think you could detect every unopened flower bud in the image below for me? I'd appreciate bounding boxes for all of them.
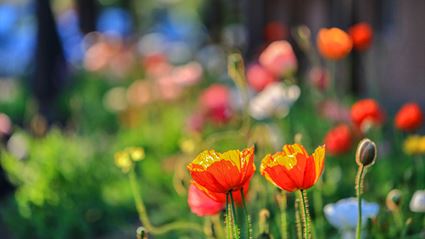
[258,209,271,235]
[356,138,377,167]
[386,189,402,212]
[136,226,147,239]
[227,52,246,88]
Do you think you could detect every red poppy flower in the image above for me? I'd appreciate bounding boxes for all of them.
[324,124,352,155]
[349,22,373,51]
[247,64,276,92]
[187,147,255,194]
[351,99,384,130]
[317,28,353,60]
[188,183,224,216]
[260,144,326,192]
[395,103,423,132]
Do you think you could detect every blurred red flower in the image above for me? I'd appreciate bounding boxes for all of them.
[247,64,276,92]
[188,184,224,216]
[200,84,232,124]
[351,99,384,130]
[317,28,352,60]
[264,21,287,42]
[324,124,352,155]
[259,40,297,76]
[395,103,423,132]
[172,62,203,87]
[309,67,329,92]
[185,113,205,133]
[318,100,351,123]
[349,22,373,51]
[142,53,172,78]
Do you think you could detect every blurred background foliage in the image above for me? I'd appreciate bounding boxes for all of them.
[0,0,424,238]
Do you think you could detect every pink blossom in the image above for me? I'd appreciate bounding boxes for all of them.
[309,67,329,91]
[172,62,203,87]
[259,40,297,77]
[188,184,224,217]
[200,84,232,124]
[143,53,172,79]
[247,64,276,92]
[0,113,12,137]
[185,113,206,133]
[319,100,351,123]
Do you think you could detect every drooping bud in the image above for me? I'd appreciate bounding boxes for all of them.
[258,209,271,235]
[355,138,377,167]
[386,189,402,212]
[136,226,147,239]
[228,52,246,89]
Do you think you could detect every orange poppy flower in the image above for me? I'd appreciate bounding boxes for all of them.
[260,144,326,192]
[349,22,373,51]
[317,28,352,60]
[187,147,255,194]
[395,103,423,132]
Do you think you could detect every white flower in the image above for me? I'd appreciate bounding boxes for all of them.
[7,132,28,160]
[249,83,300,120]
[324,197,379,230]
[409,190,425,213]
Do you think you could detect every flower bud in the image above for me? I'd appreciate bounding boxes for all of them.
[355,138,377,167]
[258,209,271,235]
[227,52,246,88]
[386,189,402,212]
[136,226,147,239]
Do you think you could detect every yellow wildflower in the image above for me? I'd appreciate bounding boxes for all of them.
[404,135,425,155]
[114,147,145,172]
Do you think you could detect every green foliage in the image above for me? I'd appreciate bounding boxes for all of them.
[0,130,130,238]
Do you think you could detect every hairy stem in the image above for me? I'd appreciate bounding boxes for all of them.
[229,192,240,239]
[226,193,232,239]
[356,165,365,239]
[299,190,310,239]
[129,169,203,235]
[280,191,288,239]
[295,194,303,239]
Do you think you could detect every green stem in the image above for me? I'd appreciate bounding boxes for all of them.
[356,165,365,239]
[400,218,411,239]
[240,84,251,138]
[229,192,240,239]
[280,191,288,239]
[295,195,303,239]
[129,169,154,231]
[299,190,310,239]
[226,193,232,239]
[415,155,424,188]
[212,214,225,239]
[129,169,203,235]
[327,60,337,98]
[240,189,252,239]
[204,217,213,238]
[313,184,325,239]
